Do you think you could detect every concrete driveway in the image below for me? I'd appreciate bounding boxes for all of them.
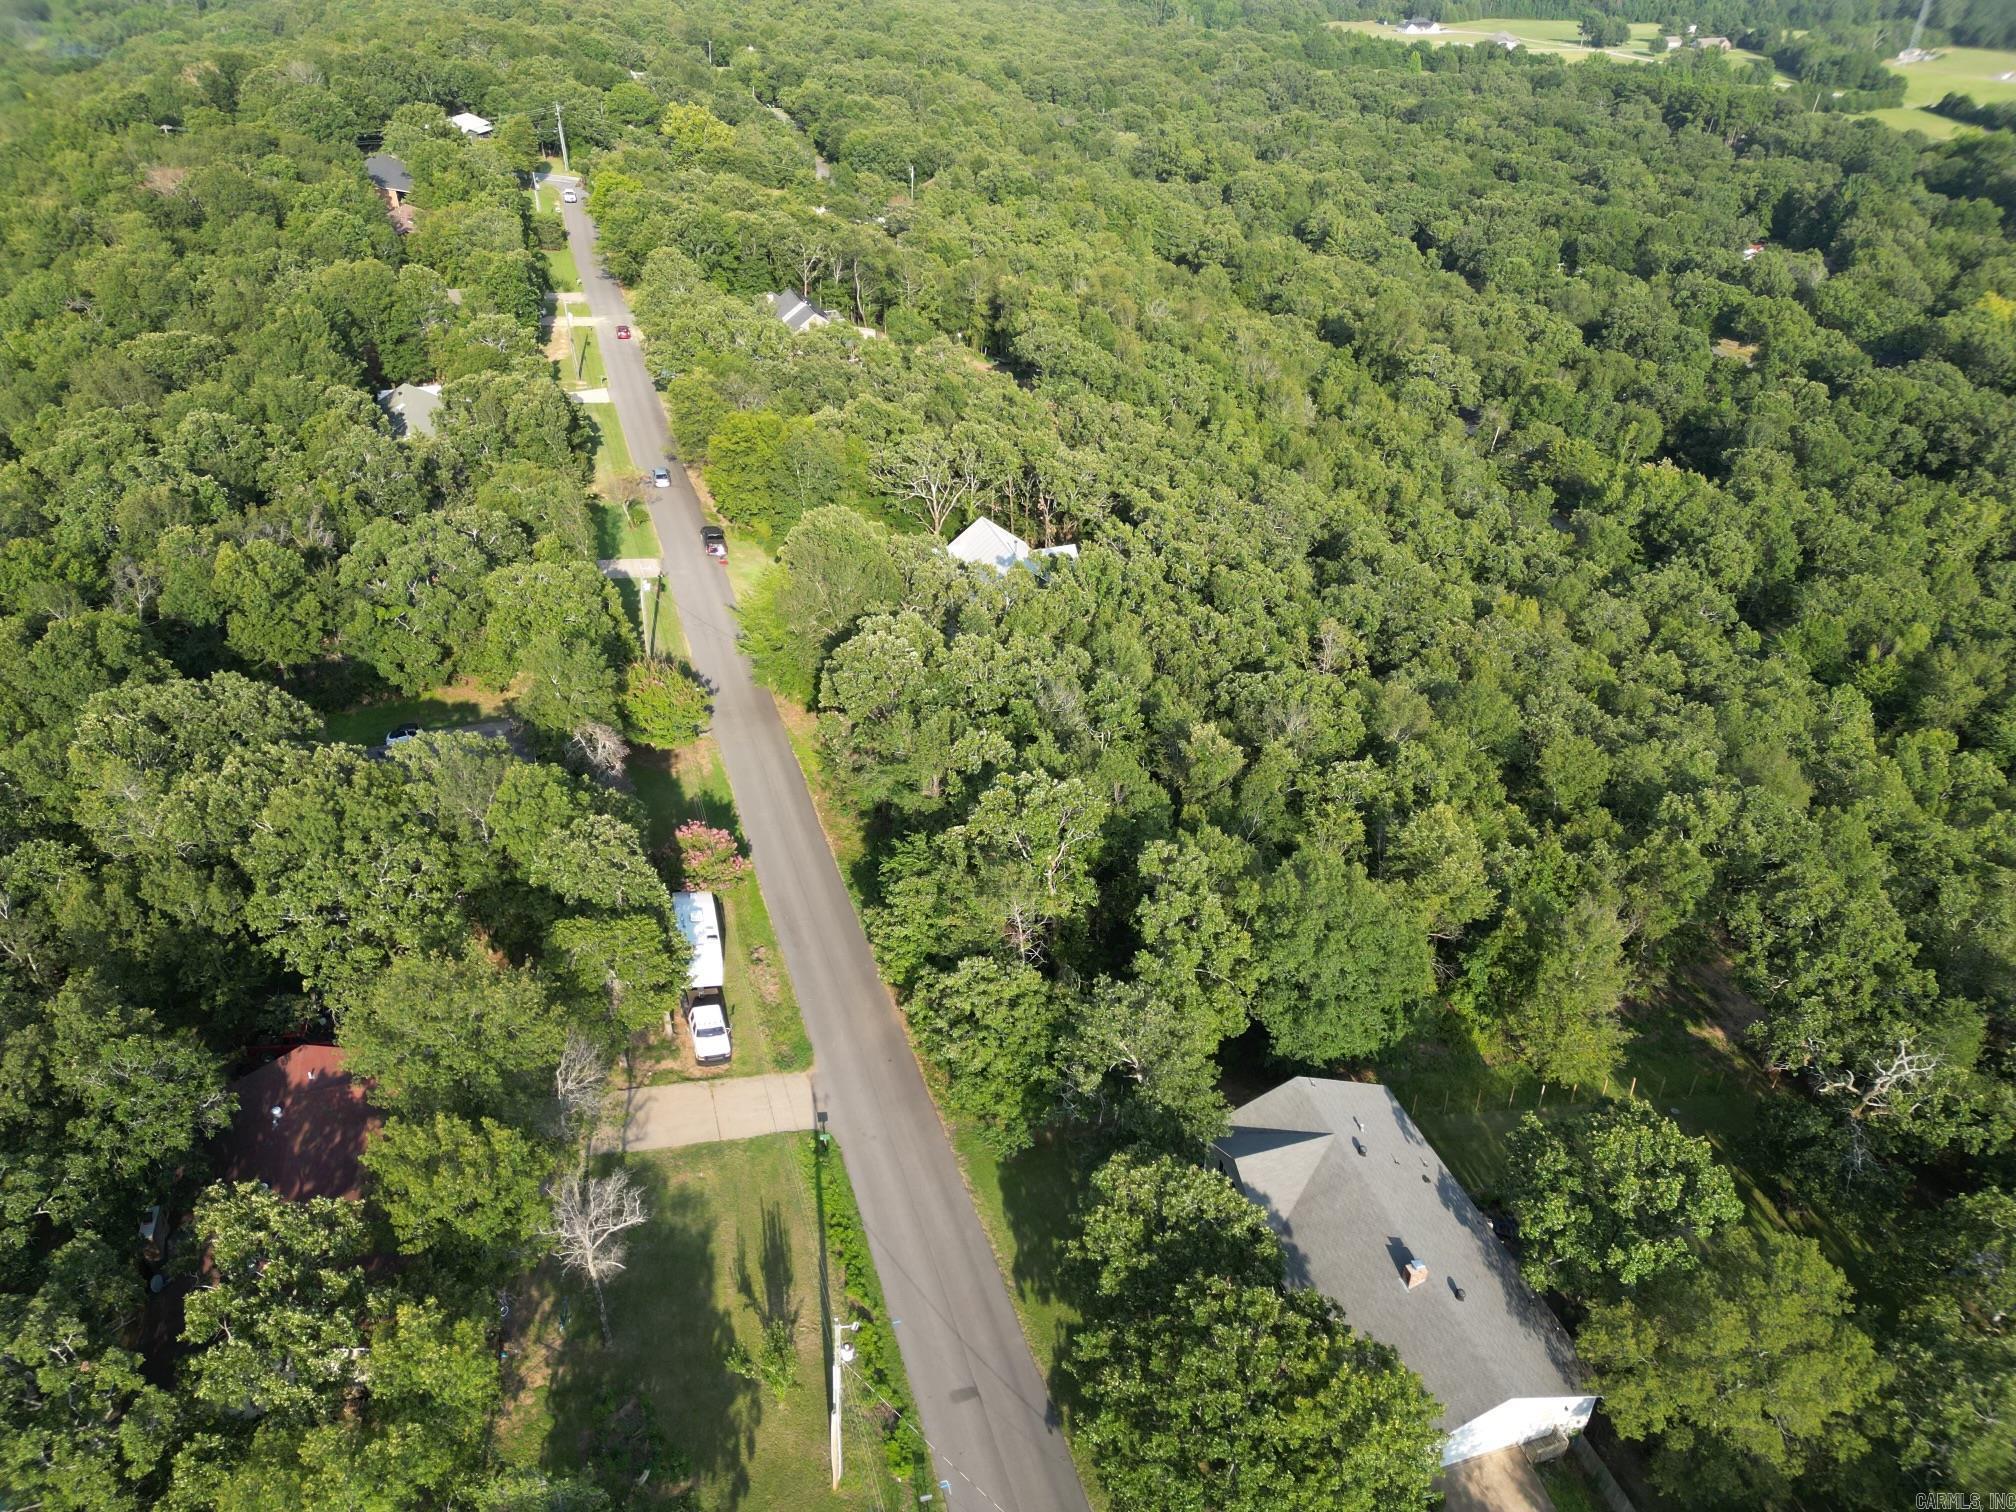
[552,175,1091,1512]
[607,1072,816,1151]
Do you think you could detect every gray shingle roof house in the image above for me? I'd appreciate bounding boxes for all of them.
[766,290,836,333]
[1215,1078,1596,1467]
[364,152,412,200]
[377,382,442,439]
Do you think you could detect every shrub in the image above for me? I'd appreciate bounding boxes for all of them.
[672,820,749,891]
[621,658,709,746]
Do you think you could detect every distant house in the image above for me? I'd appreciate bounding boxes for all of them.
[945,515,1079,575]
[1743,240,1767,261]
[1492,32,1520,49]
[1215,1079,1596,1471]
[449,111,494,136]
[378,382,442,438]
[766,290,836,333]
[1692,34,1732,49]
[1397,16,1442,34]
[1663,34,1683,49]
[222,1046,382,1203]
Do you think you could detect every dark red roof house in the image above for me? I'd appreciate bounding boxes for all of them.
[222,1045,382,1202]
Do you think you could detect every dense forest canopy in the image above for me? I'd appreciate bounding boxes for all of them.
[0,0,2012,1503]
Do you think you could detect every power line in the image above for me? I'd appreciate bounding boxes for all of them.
[841,1359,1012,1512]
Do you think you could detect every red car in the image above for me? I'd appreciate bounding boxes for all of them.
[615,324,632,339]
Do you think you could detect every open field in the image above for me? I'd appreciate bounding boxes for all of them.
[1874,45,2016,135]
[497,1137,904,1510]
[1334,17,1782,75]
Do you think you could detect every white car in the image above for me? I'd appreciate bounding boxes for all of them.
[688,993,733,1064]
[652,466,671,488]
[382,723,422,751]
[561,189,578,204]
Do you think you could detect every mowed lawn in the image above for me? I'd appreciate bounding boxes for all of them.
[498,1138,898,1510]
[584,401,631,478]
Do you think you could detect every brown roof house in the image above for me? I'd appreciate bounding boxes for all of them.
[1214,1079,1595,1470]
[222,1045,381,1202]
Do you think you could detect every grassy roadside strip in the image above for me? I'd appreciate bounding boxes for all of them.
[806,1132,932,1493]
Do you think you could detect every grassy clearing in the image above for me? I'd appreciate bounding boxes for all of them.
[1863,105,1967,137]
[1376,965,1876,1290]
[497,1137,900,1510]
[1334,16,1781,73]
[628,736,812,1081]
[544,244,581,295]
[322,681,514,745]
[1890,45,2016,108]
[584,401,631,478]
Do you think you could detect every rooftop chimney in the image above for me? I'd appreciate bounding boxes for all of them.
[1404,1260,1429,1290]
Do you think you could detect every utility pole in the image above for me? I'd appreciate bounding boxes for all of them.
[553,101,570,173]
[705,37,714,66]
[830,1319,861,1488]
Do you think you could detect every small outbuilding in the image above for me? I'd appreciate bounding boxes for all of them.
[449,111,494,137]
[1215,1078,1596,1469]
[1397,16,1443,34]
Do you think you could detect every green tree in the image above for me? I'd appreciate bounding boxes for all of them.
[1581,1229,1886,1505]
[907,957,1067,1152]
[1504,1103,1743,1300]
[1256,849,1432,1063]
[182,1184,372,1424]
[362,1114,551,1276]
[619,657,709,747]
[0,1235,174,1508]
[213,540,327,671]
[338,951,575,1118]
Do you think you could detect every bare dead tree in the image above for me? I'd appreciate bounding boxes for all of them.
[545,1169,647,1344]
[553,1030,608,1173]
[1812,1036,1944,1123]
[871,431,986,537]
[109,559,161,619]
[569,721,628,783]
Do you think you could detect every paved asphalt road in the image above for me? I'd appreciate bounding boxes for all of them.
[553,179,1092,1512]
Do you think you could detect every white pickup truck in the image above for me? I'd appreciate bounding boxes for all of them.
[673,890,733,1065]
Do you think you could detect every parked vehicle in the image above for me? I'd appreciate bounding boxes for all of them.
[382,723,422,750]
[615,324,632,340]
[562,188,577,203]
[702,524,727,560]
[652,466,671,488]
[673,891,732,1064]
